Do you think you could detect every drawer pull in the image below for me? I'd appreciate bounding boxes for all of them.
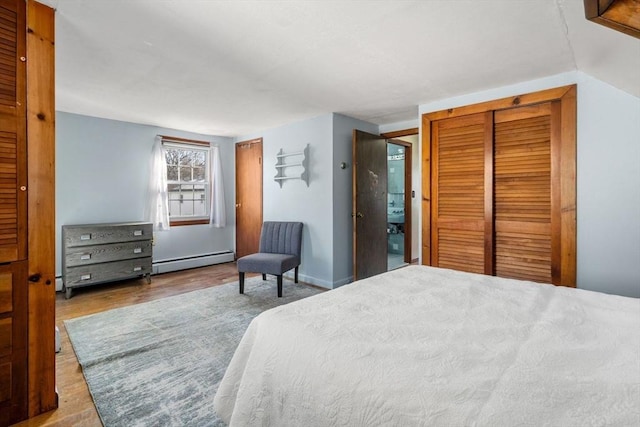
[80,254,91,260]
[80,274,91,281]
[133,266,142,272]
[133,247,142,254]
[80,234,91,240]
[133,230,143,236]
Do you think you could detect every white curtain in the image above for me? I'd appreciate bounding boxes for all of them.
[146,136,171,231]
[210,145,226,228]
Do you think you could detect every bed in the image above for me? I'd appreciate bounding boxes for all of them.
[214,265,640,426]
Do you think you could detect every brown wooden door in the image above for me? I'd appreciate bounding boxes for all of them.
[494,103,554,283]
[353,130,388,280]
[235,139,262,259]
[0,0,28,424]
[431,112,493,275]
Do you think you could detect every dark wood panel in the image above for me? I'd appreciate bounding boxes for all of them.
[353,130,387,280]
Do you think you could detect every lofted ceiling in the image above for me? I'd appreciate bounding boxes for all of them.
[38,0,640,137]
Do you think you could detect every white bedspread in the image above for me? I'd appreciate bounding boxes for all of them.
[214,265,640,426]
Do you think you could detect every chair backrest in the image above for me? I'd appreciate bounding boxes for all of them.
[259,222,303,258]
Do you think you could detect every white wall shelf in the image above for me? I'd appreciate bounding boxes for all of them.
[274,144,309,188]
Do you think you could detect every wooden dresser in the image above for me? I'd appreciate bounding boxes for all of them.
[62,222,153,298]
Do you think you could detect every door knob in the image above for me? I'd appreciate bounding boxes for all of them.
[356,212,364,218]
[235,203,241,208]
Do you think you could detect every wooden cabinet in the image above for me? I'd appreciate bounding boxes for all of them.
[62,222,153,298]
[422,85,576,287]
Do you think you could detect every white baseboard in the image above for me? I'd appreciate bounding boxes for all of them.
[55,277,64,292]
[153,251,235,274]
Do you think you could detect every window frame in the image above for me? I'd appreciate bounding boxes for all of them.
[162,136,211,227]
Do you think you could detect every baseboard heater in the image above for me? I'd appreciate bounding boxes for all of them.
[152,250,235,274]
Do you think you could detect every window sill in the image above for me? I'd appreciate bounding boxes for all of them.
[169,219,210,227]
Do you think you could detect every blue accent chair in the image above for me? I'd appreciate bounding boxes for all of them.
[237,222,303,297]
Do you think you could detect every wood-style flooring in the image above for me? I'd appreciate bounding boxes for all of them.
[13,262,245,427]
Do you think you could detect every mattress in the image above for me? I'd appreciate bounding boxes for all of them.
[214,265,640,426]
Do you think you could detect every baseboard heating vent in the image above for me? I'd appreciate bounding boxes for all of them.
[152,250,235,274]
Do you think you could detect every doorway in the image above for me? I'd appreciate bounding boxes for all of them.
[387,142,408,271]
[353,129,414,280]
[235,138,263,259]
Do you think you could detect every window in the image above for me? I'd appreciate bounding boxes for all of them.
[163,138,211,225]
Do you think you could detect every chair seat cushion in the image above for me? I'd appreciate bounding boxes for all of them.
[237,253,300,276]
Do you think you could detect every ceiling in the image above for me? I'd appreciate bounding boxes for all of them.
[39,0,640,137]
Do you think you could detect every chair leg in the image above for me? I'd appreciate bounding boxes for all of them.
[294,266,299,283]
[239,272,245,294]
[277,275,283,297]
[262,273,267,281]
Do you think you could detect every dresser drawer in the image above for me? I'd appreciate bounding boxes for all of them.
[64,223,152,247]
[65,240,152,267]
[64,257,152,288]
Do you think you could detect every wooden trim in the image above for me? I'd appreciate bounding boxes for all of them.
[169,218,210,227]
[550,101,562,285]
[381,128,418,265]
[483,111,494,276]
[387,138,413,265]
[560,86,577,287]
[423,85,574,121]
[26,0,57,417]
[403,143,412,264]
[381,128,419,139]
[159,135,210,146]
[421,115,432,265]
[430,121,439,266]
[584,0,640,39]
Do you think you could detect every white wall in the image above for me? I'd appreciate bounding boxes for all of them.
[419,71,640,298]
[56,112,236,281]
[575,73,640,298]
[238,113,379,288]
[238,114,336,288]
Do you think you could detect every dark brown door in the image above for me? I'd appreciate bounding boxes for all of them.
[235,139,263,259]
[353,130,388,280]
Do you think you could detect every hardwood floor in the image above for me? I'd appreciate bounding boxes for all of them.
[13,262,244,427]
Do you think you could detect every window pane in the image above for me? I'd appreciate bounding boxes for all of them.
[181,199,194,216]
[170,200,181,217]
[165,150,179,166]
[167,165,179,181]
[194,197,206,216]
[179,150,193,166]
[193,167,205,181]
[162,143,211,220]
[179,166,192,182]
[194,151,206,167]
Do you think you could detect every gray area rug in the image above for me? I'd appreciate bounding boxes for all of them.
[64,276,323,427]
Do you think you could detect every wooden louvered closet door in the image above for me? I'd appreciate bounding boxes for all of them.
[424,85,576,287]
[494,103,554,283]
[431,112,492,275]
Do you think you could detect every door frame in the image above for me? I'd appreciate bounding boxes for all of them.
[382,128,417,264]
